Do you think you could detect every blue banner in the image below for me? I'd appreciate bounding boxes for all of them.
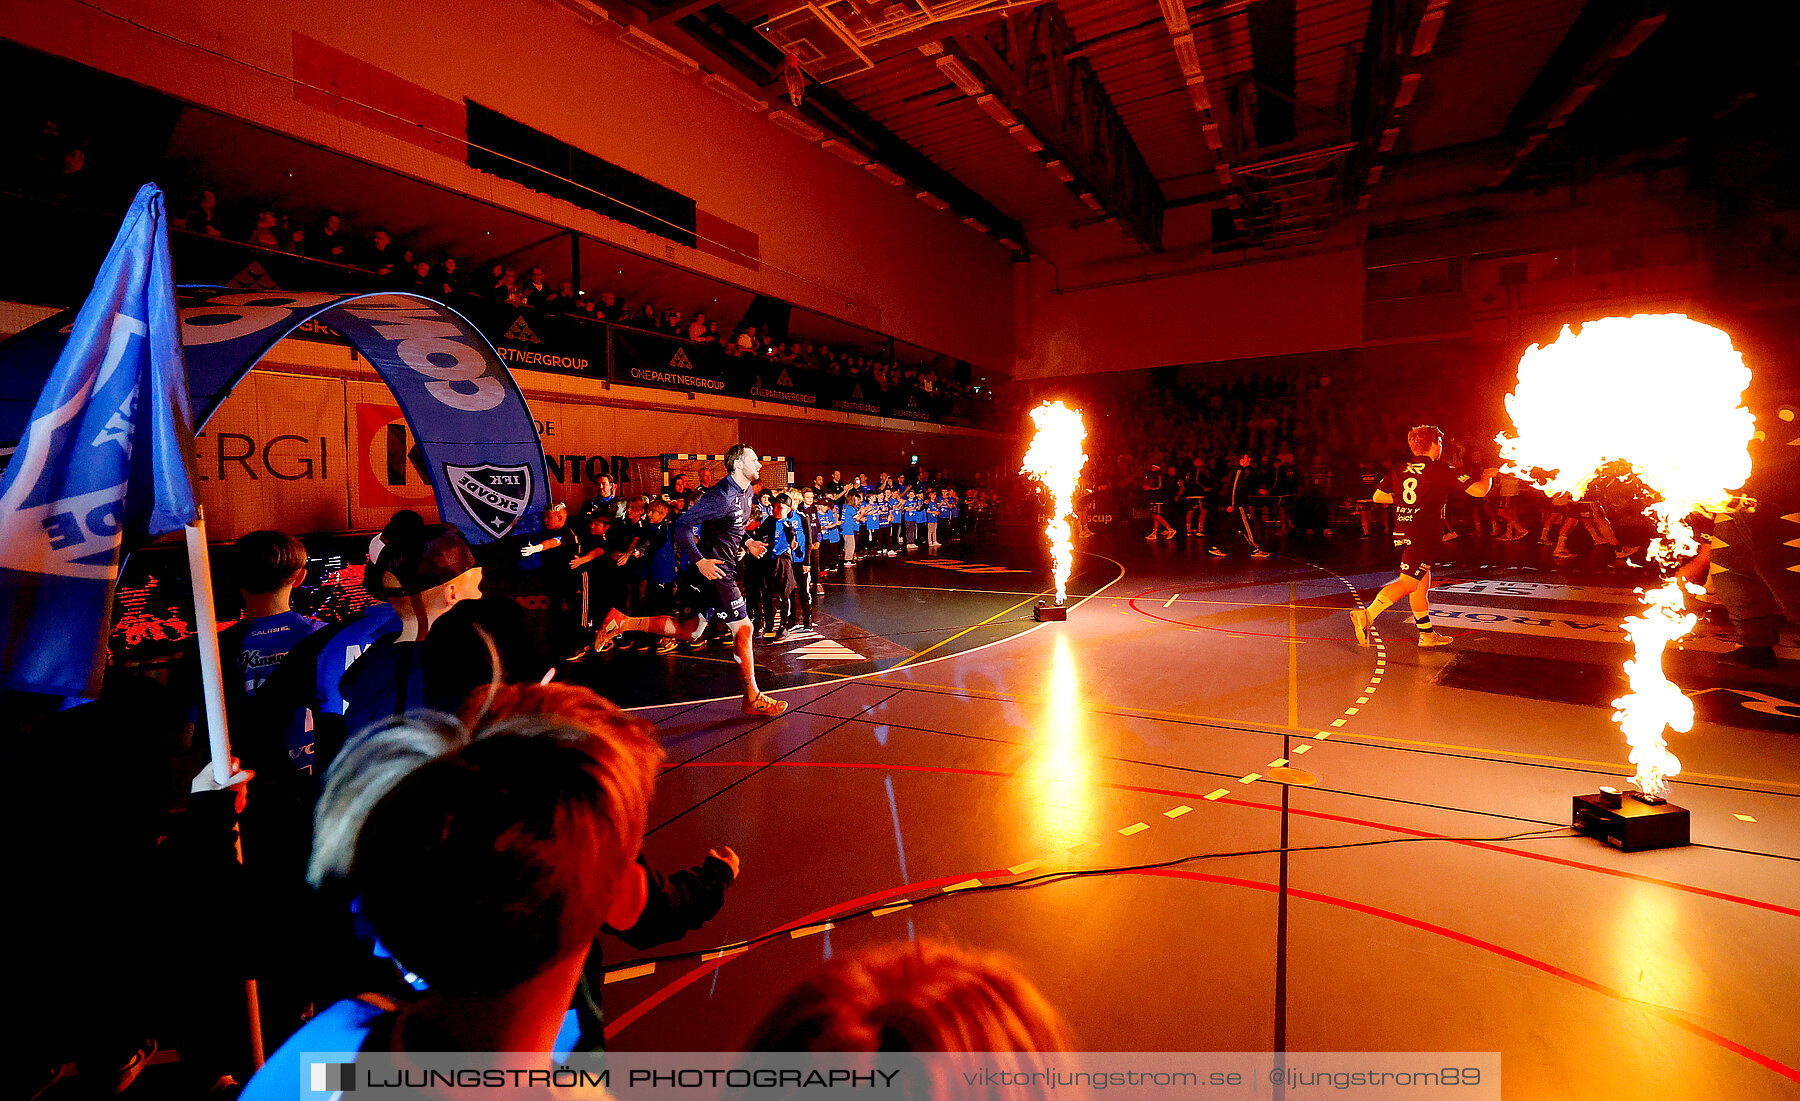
[0,184,198,697]
[1,288,550,547]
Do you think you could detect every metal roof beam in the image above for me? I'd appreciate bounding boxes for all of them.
[1490,0,1671,187]
[946,4,1166,251]
[672,5,1028,248]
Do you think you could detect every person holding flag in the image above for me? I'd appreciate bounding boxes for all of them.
[0,182,204,703]
[0,184,270,1077]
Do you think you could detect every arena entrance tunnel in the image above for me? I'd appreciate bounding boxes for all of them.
[0,288,552,546]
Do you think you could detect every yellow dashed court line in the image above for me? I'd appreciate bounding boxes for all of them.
[1007,860,1046,875]
[1269,758,1289,768]
[1204,788,1231,800]
[790,923,834,938]
[1165,805,1193,818]
[1239,772,1263,784]
[872,902,913,917]
[1331,718,1347,727]
[604,962,656,984]
[1293,744,1312,754]
[942,879,983,893]
[1118,822,1150,836]
[702,943,750,961]
[1344,707,1361,715]
[1734,814,1757,823]
[1315,731,1332,740]
[1357,696,1371,704]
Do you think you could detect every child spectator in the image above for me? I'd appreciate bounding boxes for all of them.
[240,701,662,1091]
[746,939,1072,1053]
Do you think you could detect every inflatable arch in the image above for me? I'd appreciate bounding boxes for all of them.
[0,288,551,543]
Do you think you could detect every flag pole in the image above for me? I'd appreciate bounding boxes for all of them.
[181,506,266,1068]
[182,507,235,786]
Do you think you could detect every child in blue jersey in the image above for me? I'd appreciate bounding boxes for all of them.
[637,498,681,653]
[817,491,843,576]
[876,488,898,557]
[181,530,324,777]
[753,493,807,639]
[905,490,929,551]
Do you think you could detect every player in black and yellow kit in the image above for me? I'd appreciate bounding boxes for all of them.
[1350,426,1497,647]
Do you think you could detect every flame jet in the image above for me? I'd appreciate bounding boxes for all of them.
[1499,314,1755,798]
[1022,401,1089,605]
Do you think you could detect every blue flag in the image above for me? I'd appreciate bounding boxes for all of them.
[0,184,198,698]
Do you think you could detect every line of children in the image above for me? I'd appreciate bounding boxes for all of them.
[833,484,960,565]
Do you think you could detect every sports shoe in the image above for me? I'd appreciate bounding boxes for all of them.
[592,609,629,651]
[1145,532,1158,541]
[1349,608,1371,646]
[1418,631,1453,648]
[1251,549,1271,558]
[1553,545,1577,558]
[743,693,788,717]
[655,637,678,654]
[1209,547,1227,557]
[1160,529,1175,539]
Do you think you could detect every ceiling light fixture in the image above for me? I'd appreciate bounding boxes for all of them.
[935,55,986,97]
[619,27,699,74]
[1172,33,1203,79]
[864,162,905,185]
[1186,76,1212,114]
[822,139,871,165]
[768,109,825,142]
[1008,125,1044,153]
[701,72,768,112]
[976,94,1019,128]
[1158,0,1191,36]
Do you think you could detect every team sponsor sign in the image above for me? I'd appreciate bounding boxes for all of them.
[612,328,728,392]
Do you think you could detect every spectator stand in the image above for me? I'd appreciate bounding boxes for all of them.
[626,454,795,500]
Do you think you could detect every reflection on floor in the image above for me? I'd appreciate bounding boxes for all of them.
[589,530,1800,1099]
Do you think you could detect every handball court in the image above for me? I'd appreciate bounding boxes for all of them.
[572,532,1799,1099]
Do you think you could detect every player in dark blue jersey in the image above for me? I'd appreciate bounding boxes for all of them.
[1351,425,1496,647]
[593,444,785,716]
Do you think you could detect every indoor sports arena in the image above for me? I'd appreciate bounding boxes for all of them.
[2,1,1795,1098]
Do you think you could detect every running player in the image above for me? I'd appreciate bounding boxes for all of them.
[1350,426,1497,648]
[595,444,787,716]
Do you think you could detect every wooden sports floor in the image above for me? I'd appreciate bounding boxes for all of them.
[569,531,1800,1099]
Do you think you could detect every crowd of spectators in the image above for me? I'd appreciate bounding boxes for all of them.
[152,177,986,414]
[1024,366,1655,567]
[5,121,989,419]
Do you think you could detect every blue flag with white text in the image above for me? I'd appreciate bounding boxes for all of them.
[0,184,198,697]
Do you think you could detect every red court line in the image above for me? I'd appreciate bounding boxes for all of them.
[1132,868,1800,1085]
[1210,793,1800,920]
[672,762,1799,918]
[606,851,1798,1084]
